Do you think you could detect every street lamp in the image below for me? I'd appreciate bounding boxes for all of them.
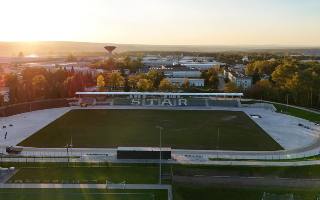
[65,136,73,165]
[156,125,163,184]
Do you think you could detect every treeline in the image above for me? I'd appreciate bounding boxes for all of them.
[3,68,95,105]
[96,67,221,93]
[90,56,142,72]
[245,59,320,108]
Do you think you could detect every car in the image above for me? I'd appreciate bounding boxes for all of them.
[6,146,23,154]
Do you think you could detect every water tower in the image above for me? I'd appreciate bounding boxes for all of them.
[104,45,116,58]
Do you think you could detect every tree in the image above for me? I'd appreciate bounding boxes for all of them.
[246,80,273,100]
[4,73,20,103]
[271,60,300,103]
[245,60,277,77]
[224,82,239,92]
[18,51,24,58]
[137,79,153,91]
[128,75,140,90]
[109,72,124,90]
[0,94,4,106]
[202,67,219,89]
[32,74,47,99]
[147,70,164,88]
[159,79,174,92]
[182,78,190,90]
[96,74,106,91]
[66,53,77,62]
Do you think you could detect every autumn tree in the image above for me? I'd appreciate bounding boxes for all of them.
[202,67,219,89]
[137,79,153,91]
[109,72,124,90]
[4,73,20,103]
[159,79,175,92]
[224,82,239,93]
[96,74,106,91]
[182,78,190,90]
[147,70,164,89]
[32,74,47,99]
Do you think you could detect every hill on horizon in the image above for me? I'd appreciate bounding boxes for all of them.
[0,41,320,57]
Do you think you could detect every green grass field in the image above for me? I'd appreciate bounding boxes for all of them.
[0,189,167,200]
[18,109,282,151]
[7,163,320,200]
[8,165,160,184]
[173,185,320,200]
[274,104,320,122]
[172,164,320,179]
[172,164,320,200]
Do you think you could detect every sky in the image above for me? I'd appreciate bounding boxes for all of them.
[0,0,320,46]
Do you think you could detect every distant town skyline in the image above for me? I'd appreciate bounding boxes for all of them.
[1,0,320,46]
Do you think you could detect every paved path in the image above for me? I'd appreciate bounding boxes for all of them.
[0,183,107,189]
[107,184,172,200]
[0,170,17,184]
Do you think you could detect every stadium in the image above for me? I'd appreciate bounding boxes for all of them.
[1,92,319,160]
[1,92,320,200]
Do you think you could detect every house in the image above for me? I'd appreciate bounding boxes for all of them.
[224,69,252,89]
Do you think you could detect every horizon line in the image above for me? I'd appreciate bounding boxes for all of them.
[0,40,320,48]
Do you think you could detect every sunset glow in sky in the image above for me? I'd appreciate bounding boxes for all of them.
[1,0,320,46]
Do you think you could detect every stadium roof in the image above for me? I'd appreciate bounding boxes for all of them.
[76,92,243,96]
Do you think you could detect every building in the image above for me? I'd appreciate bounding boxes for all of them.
[224,69,252,89]
[179,56,225,70]
[152,66,202,78]
[142,55,177,67]
[166,70,201,78]
[117,147,171,160]
[242,56,249,62]
[0,87,10,103]
[167,78,204,87]
[142,55,226,70]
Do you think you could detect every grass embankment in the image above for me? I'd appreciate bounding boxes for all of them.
[274,104,320,122]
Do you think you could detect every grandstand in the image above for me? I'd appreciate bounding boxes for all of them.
[76,92,243,107]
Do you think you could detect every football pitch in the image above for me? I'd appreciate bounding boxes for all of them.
[18,109,282,151]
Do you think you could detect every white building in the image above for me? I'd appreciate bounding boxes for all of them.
[224,69,252,89]
[162,67,202,78]
[0,87,10,103]
[167,78,204,87]
[142,55,177,67]
[143,55,225,70]
[150,66,202,78]
[242,56,249,62]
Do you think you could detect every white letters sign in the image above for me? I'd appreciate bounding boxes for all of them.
[130,95,188,106]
